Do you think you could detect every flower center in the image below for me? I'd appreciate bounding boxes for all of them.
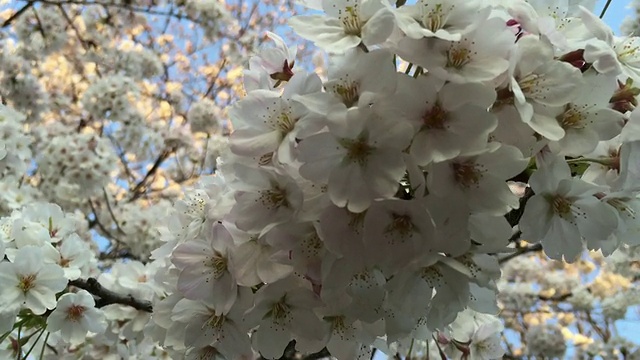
[270,59,295,87]
[334,83,360,108]
[617,40,640,61]
[340,6,362,36]
[208,253,228,279]
[341,136,373,166]
[422,102,448,129]
[518,74,542,96]
[67,304,86,322]
[59,257,71,268]
[420,266,445,288]
[453,160,481,187]
[301,233,323,257]
[327,315,347,333]
[551,195,572,216]
[186,196,206,216]
[206,313,226,329]
[446,47,471,69]
[261,185,290,209]
[557,105,585,130]
[276,112,296,134]
[18,274,36,294]
[423,4,449,32]
[384,213,415,240]
[271,297,290,320]
[351,270,373,286]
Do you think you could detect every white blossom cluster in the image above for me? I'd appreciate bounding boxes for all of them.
[37,132,118,207]
[0,178,42,216]
[384,308,504,359]
[117,48,165,80]
[140,0,640,358]
[81,75,140,121]
[184,0,234,39]
[0,104,32,177]
[0,47,49,121]
[3,0,640,358]
[579,335,640,358]
[608,243,640,278]
[187,98,222,133]
[107,200,174,260]
[0,202,105,346]
[113,115,166,160]
[14,6,68,56]
[524,323,567,358]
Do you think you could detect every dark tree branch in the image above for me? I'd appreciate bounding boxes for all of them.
[508,230,522,244]
[498,243,543,264]
[69,277,153,312]
[538,292,572,302]
[505,187,535,228]
[129,148,172,201]
[202,58,227,99]
[1,2,33,28]
[302,348,331,360]
[32,0,202,24]
[88,200,124,244]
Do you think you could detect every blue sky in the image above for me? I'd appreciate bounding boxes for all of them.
[598,0,631,34]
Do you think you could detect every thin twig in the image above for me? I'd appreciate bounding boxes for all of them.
[202,58,227,99]
[599,0,613,18]
[102,189,126,235]
[129,148,171,201]
[88,200,124,244]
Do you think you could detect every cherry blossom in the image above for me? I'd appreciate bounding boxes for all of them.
[46,290,108,344]
[2,0,640,358]
[289,0,395,53]
[0,246,67,315]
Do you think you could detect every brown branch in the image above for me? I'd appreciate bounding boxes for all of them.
[129,148,171,201]
[106,134,136,184]
[56,4,99,52]
[538,292,572,302]
[302,348,331,360]
[1,2,33,28]
[585,311,609,342]
[202,58,227,99]
[88,200,124,244]
[508,230,522,244]
[31,6,47,40]
[102,188,126,235]
[69,277,152,312]
[505,187,535,228]
[498,243,543,264]
[31,0,200,23]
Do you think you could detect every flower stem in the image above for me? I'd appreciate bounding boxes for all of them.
[566,157,614,167]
